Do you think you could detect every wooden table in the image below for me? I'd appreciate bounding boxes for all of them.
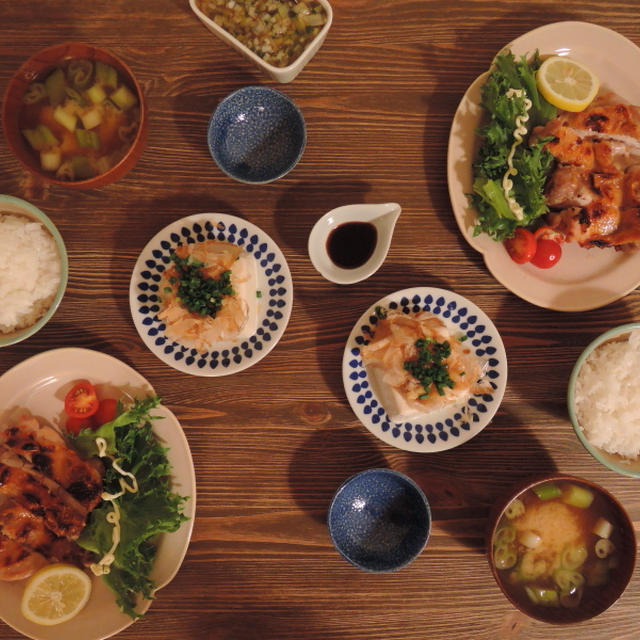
[1,1,639,638]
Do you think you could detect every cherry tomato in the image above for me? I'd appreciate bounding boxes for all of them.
[64,380,99,419]
[65,415,95,435]
[531,238,563,269]
[504,228,537,264]
[93,398,118,427]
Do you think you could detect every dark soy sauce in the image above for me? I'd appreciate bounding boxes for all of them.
[326,221,377,269]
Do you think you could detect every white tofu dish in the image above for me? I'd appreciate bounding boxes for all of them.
[158,239,259,352]
[361,309,493,423]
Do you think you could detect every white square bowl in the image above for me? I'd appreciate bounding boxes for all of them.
[189,0,333,83]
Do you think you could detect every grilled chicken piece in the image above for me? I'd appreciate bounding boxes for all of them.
[0,463,85,539]
[1,416,102,511]
[0,533,47,581]
[0,497,94,568]
[533,96,640,249]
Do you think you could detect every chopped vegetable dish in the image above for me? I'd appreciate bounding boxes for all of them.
[197,0,327,67]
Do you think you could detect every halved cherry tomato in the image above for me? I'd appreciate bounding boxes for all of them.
[93,398,118,427]
[64,380,99,419]
[65,415,95,435]
[504,228,537,264]
[531,238,563,269]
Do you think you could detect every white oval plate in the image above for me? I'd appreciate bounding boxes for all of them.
[342,287,507,453]
[447,21,640,311]
[0,348,196,640]
[130,213,293,376]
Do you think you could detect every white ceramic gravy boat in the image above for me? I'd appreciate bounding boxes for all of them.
[308,202,401,285]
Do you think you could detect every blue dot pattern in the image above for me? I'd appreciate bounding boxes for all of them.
[348,292,502,447]
[135,219,289,372]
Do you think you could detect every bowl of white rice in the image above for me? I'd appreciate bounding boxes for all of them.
[0,194,67,348]
[568,323,640,478]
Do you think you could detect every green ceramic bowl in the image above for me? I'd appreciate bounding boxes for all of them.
[0,195,68,347]
[567,323,640,478]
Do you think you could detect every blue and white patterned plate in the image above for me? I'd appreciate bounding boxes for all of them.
[129,213,293,376]
[342,287,507,453]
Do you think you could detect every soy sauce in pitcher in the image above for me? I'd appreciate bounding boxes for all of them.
[326,221,377,269]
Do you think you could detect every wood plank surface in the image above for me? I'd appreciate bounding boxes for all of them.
[1,1,640,639]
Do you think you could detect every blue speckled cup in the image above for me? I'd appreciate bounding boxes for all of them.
[207,86,306,184]
[328,468,431,572]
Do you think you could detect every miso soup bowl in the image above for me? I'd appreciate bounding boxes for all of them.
[487,474,636,624]
[2,42,147,189]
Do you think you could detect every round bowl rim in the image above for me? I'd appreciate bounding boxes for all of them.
[2,41,147,189]
[0,194,68,347]
[487,472,637,624]
[567,322,640,478]
[207,85,307,185]
[327,467,432,573]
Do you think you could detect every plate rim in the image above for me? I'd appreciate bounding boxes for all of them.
[129,212,293,377]
[342,286,508,453]
[446,21,640,312]
[0,347,196,640]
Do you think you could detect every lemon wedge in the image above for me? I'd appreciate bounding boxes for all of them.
[536,56,599,112]
[21,564,92,626]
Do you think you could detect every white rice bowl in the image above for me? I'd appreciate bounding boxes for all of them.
[574,329,640,460]
[0,214,61,334]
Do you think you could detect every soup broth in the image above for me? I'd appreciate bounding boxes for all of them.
[18,58,140,181]
[493,480,628,620]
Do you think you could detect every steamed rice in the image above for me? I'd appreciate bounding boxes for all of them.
[574,330,640,459]
[0,213,61,334]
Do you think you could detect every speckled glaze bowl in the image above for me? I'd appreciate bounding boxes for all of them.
[0,195,68,348]
[328,469,431,572]
[207,86,306,184]
[567,323,640,478]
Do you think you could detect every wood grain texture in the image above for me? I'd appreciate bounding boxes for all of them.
[1,1,640,638]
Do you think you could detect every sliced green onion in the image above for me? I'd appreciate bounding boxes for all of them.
[561,544,587,570]
[554,568,585,592]
[518,530,542,549]
[595,538,615,559]
[505,498,525,519]
[532,482,561,501]
[562,484,594,509]
[592,517,613,539]
[494,526,516,546]
[525,586,559,606]
[493,543,517,570]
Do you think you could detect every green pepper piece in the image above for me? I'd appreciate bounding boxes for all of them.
[36,124,59,147]
[71,155,95,180]
[96,61,118,89]
[21,128,46,151]
[75,129,100,150]
[45,68,66,106]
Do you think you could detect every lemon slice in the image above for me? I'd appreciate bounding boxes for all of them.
[21,564,92,626]
[536,56,599,112]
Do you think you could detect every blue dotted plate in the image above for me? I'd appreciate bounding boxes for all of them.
[129,213,293,376]
[342,287,507,453]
